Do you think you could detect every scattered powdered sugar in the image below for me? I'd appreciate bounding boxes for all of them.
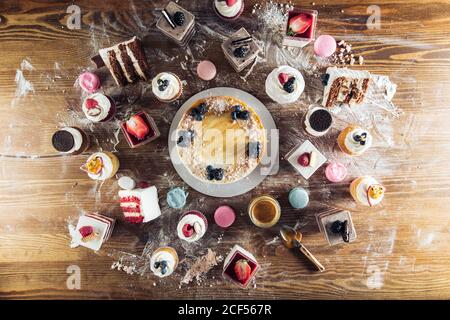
[11,59,35,107]
[180,248,223,286]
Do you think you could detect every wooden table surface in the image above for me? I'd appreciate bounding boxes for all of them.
[0,0,449,300]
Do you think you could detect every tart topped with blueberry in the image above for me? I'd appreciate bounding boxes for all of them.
[176,96,265,184]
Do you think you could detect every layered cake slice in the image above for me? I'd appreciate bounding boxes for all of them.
[96,37,151,86]
[69,213,115,251]
[322,67,371,108]
[118,186,162,223]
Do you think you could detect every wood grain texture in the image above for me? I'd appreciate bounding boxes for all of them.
[0,0,449,300]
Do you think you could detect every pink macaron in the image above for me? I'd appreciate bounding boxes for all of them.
[197,60,217,81]
[325,162,347,182]
[79,72,101,93]
[214,205,236,228]
[314,35,337,58]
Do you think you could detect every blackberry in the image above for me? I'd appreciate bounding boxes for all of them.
[189,108,199,118]
[331,220,345,234]
[283,81,294,93]
[237,110,250,120]
[198,103,207,114]
[231,110,238,120]
[321,73,330,86]
[213,168,224,181]
[173,11,185,26]
[194,112,204,121]
[233,105,243,112]
[233,46,248,58]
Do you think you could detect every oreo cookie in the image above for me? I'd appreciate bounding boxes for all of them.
[309,109,332,132]
[52,130,75,152]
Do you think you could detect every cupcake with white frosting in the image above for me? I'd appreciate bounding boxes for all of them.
[82,93,116,122]
[151,72,183,102]
[150,247,179,278]
[350,176,385,207]
[81,151,120,181]
[337,126,373,156]
[177,210,208,242]
[265,65,305,104]
[213,0,245,20]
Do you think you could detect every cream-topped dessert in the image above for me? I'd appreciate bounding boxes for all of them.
[350,176,385,207]
[82,93,116,122]
[176,96,265,184]
[265,66,305,104]
[81,152,120,181]
[214,0,244,20]
[177,210,208,242]
[337,126,373,156]
[151,72,182,102]
[150,247,178,278]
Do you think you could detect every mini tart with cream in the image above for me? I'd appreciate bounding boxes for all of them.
[350,176,385,207]
[337,125,372,156]
[177,211,208,242]
[176,96,265,184]
[82,93,116,122]
[150,247,179,278]
[81,152,120,181]
[213,0,245,20]
[151,72,183,102]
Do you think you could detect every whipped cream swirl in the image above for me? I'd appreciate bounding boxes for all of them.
[152,72,181,101]
[265,66,305,104]
[354,176,384,206]
[177,213,207,242]
[344,128,372,155]
[214,0,243,18]
[150,248,178,278]
[82,93,112,122]
[86,152,114,181]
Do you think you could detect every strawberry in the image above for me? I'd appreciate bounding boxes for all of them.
[182,223,194,237]
[85,98,98,109]
[287,13,312,36]
[297,152,310,167]
[226,0,237,6]
[79,226,93,237]
[126,115,149,140]
[278,72,289,85]
[234,259,251,283]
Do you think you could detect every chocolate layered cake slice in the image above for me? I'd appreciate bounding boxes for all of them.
[322,67,371,108]
[98,36,150,86]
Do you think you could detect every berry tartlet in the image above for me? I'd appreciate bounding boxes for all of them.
[82,93,116,122]
[151,72,183,102]
[176,96,266,184]
[213,0,245,21]
[177,210,208,242]
[337,126,373,156]
[265,65,305,104]
[150,247,179,278]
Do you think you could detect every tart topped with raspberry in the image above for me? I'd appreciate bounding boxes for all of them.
[176,96,265,184]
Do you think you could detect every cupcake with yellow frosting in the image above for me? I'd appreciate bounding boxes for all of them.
[81,152,120,181]
[350,176,385,207]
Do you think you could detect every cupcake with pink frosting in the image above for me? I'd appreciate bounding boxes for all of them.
[213,0,245,20]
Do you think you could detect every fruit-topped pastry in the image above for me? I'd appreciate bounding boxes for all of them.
[81,152,120,181]
[150,247,179,278]
[316,210,356,246]
[350,176,385,207]
[69,213,115,251]
[176,210,208,242]
[214,0,245,21]
[156,1,196,46]
[82,93,116,122]
[337,126,373,156]
[222,245,259,288]
[283,9,318,48]
[286,140,327,179]
[118,185,161,224]
[151,72,183,102]
[120,111,160,148]
[222,28,260,73]
[265,65,305,104]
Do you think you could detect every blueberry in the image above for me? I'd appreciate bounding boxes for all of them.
[198,103,207,114]
[237,110,250,120]
[163,79,170,86]
[283,81,294,93]
[321,73,330,86]
[233,46,248,58]
[213,168,224,181]
[206,165,213,172]
[194,112,204,121]
[233,105,243,112]
[231,110,238,120]
[158,84,167,91]
[331,220,345,234]
[153,261,161,269]
[190,108,199,118]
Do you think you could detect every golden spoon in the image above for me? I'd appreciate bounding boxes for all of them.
[280,225,325,272]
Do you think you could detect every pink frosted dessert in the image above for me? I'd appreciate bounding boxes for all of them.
[314,35,337,57]
[213,0,245,21]
[325,162,347,182]
[197,60,217,81]
[78,72,100,93]
[214,205,236,228]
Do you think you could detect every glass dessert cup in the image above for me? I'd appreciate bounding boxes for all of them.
[248,195,281,228]
[282,8,318,48]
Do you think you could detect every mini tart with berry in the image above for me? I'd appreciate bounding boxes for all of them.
[176,210,208,242]
[350,176,385,207]
[150,247,179,278]
[176,96,266,184]
[151,72,183,102]
[265,65,305,104]
[337,126,373,156]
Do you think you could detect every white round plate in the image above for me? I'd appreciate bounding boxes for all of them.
[168,87,279,198]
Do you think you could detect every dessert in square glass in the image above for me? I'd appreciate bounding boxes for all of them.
[285,140,327,179]
[222,245,259,288]
[156,1,196,46]
[282,8,318,48]
[222,27,259,73]
[120,111,160,148]
[316,210,357,246]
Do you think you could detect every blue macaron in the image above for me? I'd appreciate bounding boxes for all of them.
[288,187,309,209]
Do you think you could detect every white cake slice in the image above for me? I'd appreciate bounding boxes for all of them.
[118,186,161,224]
